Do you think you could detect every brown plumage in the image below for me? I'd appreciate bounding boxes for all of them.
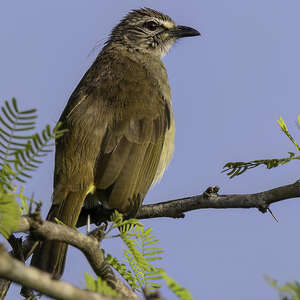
[30,7,199,279]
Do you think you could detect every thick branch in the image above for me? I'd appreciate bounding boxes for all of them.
[77,181,300,226]
[0,235,39,300]
[9,217,140,300]
[0,245,126,300]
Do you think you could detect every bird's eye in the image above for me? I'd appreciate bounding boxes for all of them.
[144,21,159,31]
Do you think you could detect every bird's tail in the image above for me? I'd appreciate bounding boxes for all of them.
[31,191,85,279]
[30,234,68,280]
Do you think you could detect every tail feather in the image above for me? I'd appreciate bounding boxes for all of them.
[31,239,68,280]
[31,190,86,279]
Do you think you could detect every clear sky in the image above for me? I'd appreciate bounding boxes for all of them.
[1,1,300,299]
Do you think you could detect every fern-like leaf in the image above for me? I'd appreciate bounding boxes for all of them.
[120,222,164,291]
[84,272,121,298]
[109,211,163,291]
[278,116,300,152]
[223,116,300,178]
[266,276,300,300]
[105,253,138,290]
[223,152,300,178]
[0,185,21,238]
[0,98,66,185]
[108,212,194,298]
[162,271,194,300]
[0,98,37,158]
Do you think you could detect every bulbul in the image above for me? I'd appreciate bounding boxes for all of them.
[31,8,200,279]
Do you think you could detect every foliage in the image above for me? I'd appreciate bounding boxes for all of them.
[0,98,64,239]
[162,270,194,300]
[84,272,122,298]
[105,252,138,290]
[85,212,195,298]
[17,186,34,215]
[0,185,20,238]
[0,97,66,186]
[223,114,300,299]
[103,211,194,299]
[109,211,163,292]
[121,225,163,291]
[266,276,300,300]
[223,116,300,178]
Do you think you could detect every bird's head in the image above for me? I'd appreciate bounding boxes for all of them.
[107,8,200,58]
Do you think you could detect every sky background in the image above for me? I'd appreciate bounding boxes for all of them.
[1,1,300,299]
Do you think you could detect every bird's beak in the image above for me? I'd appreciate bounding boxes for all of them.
[171,25,200,39]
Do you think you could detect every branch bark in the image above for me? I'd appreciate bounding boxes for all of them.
[136,181,300,219]
[0,245,127,300]
[77,181,300,226]
[0,217,140,300]
[0,234,39,300]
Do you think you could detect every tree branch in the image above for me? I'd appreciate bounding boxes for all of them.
[3,217,140,300]
[136,181,300,219]
[77,181,300,226]
[0,234,38,300]
[0,245,128,300]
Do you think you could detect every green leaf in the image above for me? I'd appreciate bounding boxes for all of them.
[223,116,300,178]
[278,116,300,152]
[105,253,138,290]
[0,186,21,238]
[266,276,300,300]
[162,270,194,300]
[84,272,96,291]
[223,152,300,179]
[0,98,66,185]
[84,272,122,297]
[116,215,164,291]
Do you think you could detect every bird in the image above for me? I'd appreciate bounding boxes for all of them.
[30,7,200,280]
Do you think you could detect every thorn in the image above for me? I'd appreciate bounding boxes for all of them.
[30,202,43,225]
[268,208,279,223]
[87,214,91,233]
[29,192,35,215]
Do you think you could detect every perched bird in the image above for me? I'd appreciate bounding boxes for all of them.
[31,7,200,279]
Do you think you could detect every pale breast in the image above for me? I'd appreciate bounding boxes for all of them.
[152,112,175,185]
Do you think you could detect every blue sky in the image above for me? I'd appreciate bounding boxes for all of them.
[1,1,300,299]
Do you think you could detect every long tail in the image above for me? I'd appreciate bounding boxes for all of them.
[31,191,85,279]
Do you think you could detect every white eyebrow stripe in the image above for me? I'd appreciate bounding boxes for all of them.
[159,20,175,29]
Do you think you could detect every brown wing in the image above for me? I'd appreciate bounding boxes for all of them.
[94,113,168,216]
[91,50,172,216]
